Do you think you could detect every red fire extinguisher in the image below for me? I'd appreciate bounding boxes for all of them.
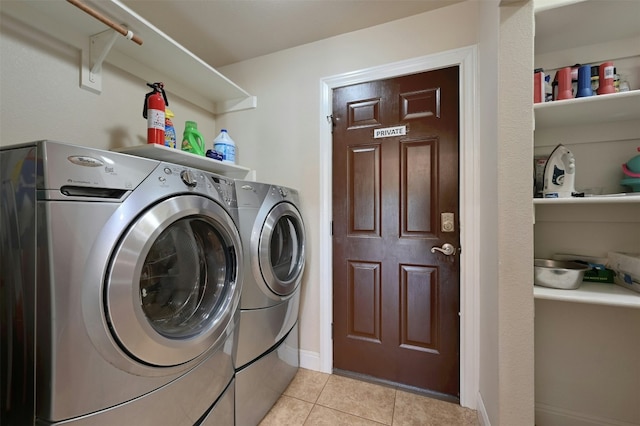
[143,82,168,145]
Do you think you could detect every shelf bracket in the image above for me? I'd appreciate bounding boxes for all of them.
[80,29,120,94]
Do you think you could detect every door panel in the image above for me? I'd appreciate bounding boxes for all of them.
[332,67,460,396]
[349,145,380,236]
[348,260,381,342]
[400,264,438,352]
[402,139,436,236]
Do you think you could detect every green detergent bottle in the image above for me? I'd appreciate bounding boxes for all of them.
[181,121,205,156]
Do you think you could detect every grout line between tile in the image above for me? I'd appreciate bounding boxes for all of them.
[391,389,397,426]
[271,369,480,426]
[305,403,389,426]
[312,391,396,425]
[313,370,331,404]
[301,398,312,425]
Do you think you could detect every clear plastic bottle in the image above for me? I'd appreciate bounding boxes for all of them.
[619,75,631,92]
[213,129,236,164]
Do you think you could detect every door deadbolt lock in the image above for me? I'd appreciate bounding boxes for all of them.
[441,212,454,232]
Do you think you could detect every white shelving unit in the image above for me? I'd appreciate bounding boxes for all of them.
[533,101,640,309]
[533,90,640,307]
[534,194,640,205]
[1,0,258,178]
[0,0,256,114]
[534,90,640,128]
[534,282,640,309]
[113,144,254,180]
[533,1,640,425]
[533,195,640,309]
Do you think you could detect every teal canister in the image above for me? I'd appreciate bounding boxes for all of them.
[181,121,205,156]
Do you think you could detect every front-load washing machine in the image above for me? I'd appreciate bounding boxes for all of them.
[233,181,306,426]
[0,140,243,425]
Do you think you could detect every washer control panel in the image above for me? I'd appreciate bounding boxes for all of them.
[155,163,237,207]
[180,169,198,187]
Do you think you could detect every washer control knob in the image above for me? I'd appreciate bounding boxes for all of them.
[180,170,197,187]
[278,187,288,198]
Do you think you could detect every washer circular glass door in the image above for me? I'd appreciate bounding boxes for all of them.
[258,202,305,296]
[106,195,242,367]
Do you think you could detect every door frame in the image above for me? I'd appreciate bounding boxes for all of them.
[318,45,479,408]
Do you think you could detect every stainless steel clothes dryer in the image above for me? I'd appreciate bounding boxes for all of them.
[0,140,243,426]
[233,181,306,426]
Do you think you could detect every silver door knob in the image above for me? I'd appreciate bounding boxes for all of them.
[430,243,456,256]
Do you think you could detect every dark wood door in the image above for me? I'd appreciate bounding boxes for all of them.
[332,67,460,397]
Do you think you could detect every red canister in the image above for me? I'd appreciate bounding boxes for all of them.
[597,62,615,95]
[555,67,573,100]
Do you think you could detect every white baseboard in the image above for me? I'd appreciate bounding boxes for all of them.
[477,392,491,426]
[299,349,325,372]
[535,403,639,426]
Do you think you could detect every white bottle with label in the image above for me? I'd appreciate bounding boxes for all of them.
[213,129,236,164]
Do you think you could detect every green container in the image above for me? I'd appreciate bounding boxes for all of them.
[181,121,205,156]
[582,267,615,283]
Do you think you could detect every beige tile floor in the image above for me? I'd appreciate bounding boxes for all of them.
[259,369,479,425]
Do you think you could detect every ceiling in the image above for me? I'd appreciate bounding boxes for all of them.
[120,0,465,68]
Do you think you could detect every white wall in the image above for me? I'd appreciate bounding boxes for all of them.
[0,12,218,149]
[477,0,501,423]
[496,1,535,425]
[535,300,640,425]
[476,2,536,425]
[216,0,480,360]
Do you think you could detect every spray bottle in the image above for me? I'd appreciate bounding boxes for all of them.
[164,108,177,148]
[143,82,168,145]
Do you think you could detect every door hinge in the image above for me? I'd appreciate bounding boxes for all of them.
[331,323,334,339]
[330,220,333,236]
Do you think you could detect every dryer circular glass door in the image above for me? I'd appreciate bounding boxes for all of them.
[106,195,242,367]
[258,202,305,296]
